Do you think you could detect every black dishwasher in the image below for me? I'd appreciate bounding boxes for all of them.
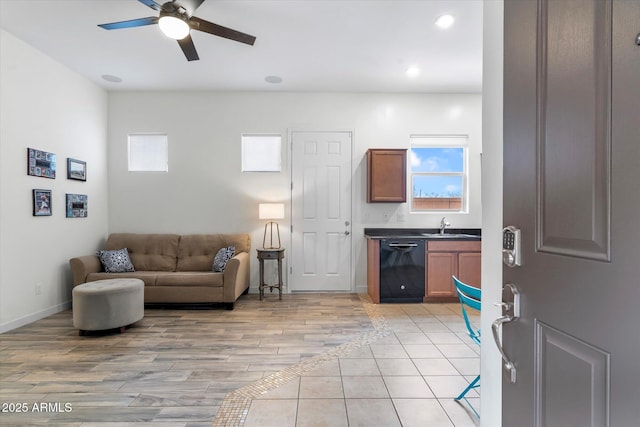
[379,239,425,303]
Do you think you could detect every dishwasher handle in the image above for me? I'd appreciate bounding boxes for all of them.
[387,242,419,248]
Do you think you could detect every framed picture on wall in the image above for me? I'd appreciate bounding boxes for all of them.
[66,194,88,218]
[27,148,56,179]
[67,158,86,181]
[33,189,52,216]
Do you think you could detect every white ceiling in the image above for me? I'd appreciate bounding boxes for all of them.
[0,0,483,92]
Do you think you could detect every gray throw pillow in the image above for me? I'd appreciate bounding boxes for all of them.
[96,248,135,273]
[213,246,235,272]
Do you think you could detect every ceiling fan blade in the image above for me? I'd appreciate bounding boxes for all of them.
[179,0,207,17]
[189,16,256,46]
[177,35,200,61]
[137,0,162,11]
[98,16,159,30]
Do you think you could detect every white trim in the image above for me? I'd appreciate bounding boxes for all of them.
[0,301,71,333]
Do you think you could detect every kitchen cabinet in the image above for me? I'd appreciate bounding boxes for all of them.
[425,240,481,302]
[366,238,381,303]
[364,228,482,304]
[366,149,407,203]
[367,237,427,304]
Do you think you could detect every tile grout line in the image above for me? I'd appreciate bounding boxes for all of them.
[211,293,392,427]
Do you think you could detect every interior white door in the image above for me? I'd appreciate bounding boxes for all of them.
[502,0,639,425]
[290,131,352,292]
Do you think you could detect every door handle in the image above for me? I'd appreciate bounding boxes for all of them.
[344,230,350,235]
[492,283,520,383]
[492,315,517,383]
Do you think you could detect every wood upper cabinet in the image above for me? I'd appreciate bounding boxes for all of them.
[366,149,407,203]
[425,240,481,302]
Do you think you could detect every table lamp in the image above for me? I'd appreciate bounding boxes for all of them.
[259,203,285,249]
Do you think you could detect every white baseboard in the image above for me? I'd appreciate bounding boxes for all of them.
[355,284,367,294]
[0,301,71,334]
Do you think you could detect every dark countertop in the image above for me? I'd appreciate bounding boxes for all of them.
[364,227,481,240]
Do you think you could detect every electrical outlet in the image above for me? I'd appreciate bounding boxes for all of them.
[396,213,406,223]
[383,213,391,222]
[35,283,42,295]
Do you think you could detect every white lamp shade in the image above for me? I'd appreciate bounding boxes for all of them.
[158,16,190,40]
[259,203,285,220]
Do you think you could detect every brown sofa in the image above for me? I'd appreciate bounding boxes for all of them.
[70,233,250,309]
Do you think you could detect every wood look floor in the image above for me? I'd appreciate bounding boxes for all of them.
[0,294,374,426]
[1,294,481,427]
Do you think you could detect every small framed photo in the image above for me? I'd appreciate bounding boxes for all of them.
[33,189,52,216]
[67,158,86,181]
[66,194,88,218]
[27,148,56,179]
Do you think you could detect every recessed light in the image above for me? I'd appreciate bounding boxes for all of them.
[101,74,123,83]
[405,66,421,78]
[435,14,455,29]
[265,75,283,84]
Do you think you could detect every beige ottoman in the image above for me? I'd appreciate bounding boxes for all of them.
[73,278,144,335]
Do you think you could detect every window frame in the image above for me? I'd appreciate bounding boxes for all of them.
[409,135,469,213]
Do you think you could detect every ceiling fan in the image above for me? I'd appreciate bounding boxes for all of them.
[98,0,256,61]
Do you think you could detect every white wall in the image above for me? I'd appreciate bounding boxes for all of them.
[0,29,109,332]
[480,1,504,426]
[107,92,482,291]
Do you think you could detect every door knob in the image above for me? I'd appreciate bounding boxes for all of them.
[344,230,350,235]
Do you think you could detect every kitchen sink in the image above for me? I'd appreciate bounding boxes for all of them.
[421,233,480,239]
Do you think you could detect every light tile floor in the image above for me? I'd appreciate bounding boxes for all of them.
[224,299,480,427]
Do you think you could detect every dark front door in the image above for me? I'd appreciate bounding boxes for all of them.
[502,0,639,425]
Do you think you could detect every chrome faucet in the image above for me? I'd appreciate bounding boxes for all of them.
[440,217,451,234]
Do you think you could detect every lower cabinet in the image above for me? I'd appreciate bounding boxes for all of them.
[367,238,481,304]
[425,240,481,302]
[366,239,381,303]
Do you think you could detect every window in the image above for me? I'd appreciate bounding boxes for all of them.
[241,134,282,172]
[410,135,468,212]
[128,133,168,172]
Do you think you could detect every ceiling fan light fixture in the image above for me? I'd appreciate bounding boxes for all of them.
[159,15,190,40]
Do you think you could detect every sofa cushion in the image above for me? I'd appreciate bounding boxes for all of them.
[155,272,224,287]
[86,271,159,287]
[213,246,235,272]
[96,248,135,273]
[176,234,250,271]
[106,233,179,271]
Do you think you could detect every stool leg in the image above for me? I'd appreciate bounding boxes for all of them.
[455,374,480,401]
[119,326,126,334]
